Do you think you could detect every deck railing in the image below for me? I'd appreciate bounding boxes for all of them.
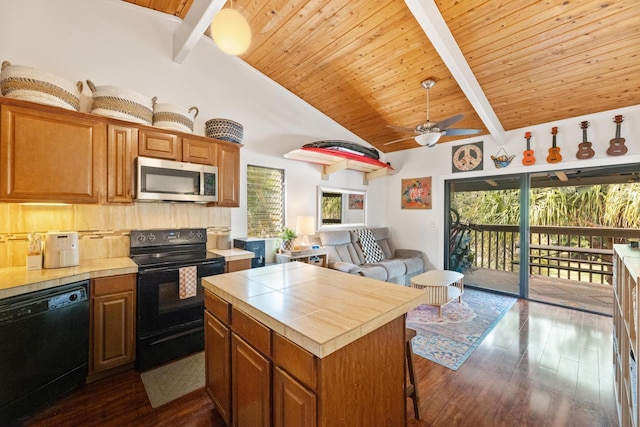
[451,224,640,285]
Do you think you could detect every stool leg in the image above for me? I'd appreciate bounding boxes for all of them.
[406,330,421,420]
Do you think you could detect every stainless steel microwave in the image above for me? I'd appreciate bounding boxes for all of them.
[136,156,218,203]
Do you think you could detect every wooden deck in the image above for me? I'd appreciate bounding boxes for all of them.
[463,267,613,316]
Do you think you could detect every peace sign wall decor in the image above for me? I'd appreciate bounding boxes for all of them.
[452,141,483,173]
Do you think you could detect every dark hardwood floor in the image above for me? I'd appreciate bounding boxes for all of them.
[23,298,617,426]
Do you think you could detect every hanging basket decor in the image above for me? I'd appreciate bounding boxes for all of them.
[491,147,515,169]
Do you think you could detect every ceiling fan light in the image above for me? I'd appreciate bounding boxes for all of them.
[211,9,252,55]
[415,132,441,147]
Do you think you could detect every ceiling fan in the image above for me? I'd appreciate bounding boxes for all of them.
[384,79,481,147]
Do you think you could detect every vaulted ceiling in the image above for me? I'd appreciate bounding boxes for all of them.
[125,0,640,153]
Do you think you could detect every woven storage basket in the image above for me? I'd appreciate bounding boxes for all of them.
[153,103,199,133]
[0,61,83,111]
[205,118,243,144]
[87,79,155,125]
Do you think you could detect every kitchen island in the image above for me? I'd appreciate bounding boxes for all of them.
[202,261,428,427]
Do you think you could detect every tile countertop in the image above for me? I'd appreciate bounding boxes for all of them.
[202,262,428,358]
[0,257,138,299]
[207,248,255,261]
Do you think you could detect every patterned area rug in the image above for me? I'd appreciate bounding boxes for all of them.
[407,288,516,371]
[140,352,205,408]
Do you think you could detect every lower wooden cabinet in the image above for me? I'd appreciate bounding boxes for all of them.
[273,367,317,427]
[232,334,271,427]
[205,291,317,427]
[89,274,136,381]
[226,258,252,273]
[205,311,231,425]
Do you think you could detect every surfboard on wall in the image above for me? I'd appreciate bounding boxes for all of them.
[301,140,380,160]
[284,146,393,173]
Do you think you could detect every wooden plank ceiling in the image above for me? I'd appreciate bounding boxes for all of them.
[125,0,640,153]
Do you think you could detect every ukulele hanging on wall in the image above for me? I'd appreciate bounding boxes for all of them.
[522,131,535,166]
[546,126,562,163]
[607,115,627,156]
[576,121,595,159]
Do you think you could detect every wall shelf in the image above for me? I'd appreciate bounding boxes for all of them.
[284,147,395,184]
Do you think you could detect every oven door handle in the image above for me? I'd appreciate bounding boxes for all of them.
[137,265,184,275]
[136,260,224,275]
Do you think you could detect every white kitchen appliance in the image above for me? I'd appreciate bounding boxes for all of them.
[43,232,79,269]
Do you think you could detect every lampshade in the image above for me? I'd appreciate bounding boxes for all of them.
[296,216,316,237]
[210,9,252,55]
[414,132,441,147]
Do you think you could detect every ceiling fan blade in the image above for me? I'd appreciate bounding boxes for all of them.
[442,128,482,136]
[383,135,415,145]
[434,114,464,130]
[387,124,417,134]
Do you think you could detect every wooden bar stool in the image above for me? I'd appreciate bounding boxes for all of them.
[405,327,421,420]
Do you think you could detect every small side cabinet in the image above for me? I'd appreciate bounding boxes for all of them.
[88,274,136,382]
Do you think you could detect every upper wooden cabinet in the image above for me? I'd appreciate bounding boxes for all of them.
[217,143,240,207]
[0,98,241,206]
[183,137,218,165]
[0,103,106,203]
[107,124,138,203]
[138,128,181,160]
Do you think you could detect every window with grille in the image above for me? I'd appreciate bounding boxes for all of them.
[247,165,285,238]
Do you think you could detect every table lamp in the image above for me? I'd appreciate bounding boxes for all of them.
[296,216,315,249]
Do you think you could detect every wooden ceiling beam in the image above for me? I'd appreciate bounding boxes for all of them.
[404,0,506,145]
[173,0,225,63]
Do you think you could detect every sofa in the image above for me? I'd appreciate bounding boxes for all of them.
[316,227,432,286]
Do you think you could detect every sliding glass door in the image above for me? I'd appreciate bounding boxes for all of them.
[445,175,524,296]
[445,164,640,315]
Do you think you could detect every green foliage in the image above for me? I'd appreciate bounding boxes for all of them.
[279,227,297,242]
[322,193,342,220]
[453,183,640,228]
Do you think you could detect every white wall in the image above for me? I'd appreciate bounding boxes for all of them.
[385,104,640,268]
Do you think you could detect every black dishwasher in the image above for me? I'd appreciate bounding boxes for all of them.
[0,281,89,426]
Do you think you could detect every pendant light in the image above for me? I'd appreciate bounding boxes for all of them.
[210,1,251,56]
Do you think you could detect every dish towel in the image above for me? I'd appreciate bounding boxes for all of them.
[179,266,197,299]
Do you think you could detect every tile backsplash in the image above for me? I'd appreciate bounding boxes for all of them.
[0,203,231,268]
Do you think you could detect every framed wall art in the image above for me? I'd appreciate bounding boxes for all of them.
[401,177,432,209]
[348,193,364,209]
[452,141,483,173]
